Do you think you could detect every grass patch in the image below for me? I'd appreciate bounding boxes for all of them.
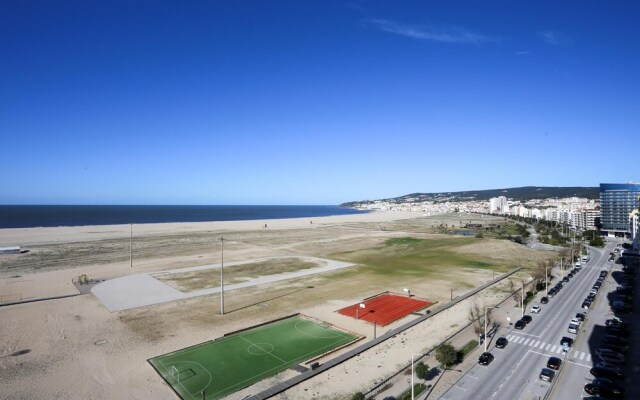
[397,383,427,400]
[156,257,323,292]
[458,340,479,361]
[334,237,511,280]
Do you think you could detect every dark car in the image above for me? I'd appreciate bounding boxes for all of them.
[611,305,632,314]
[495,337,508,349]
[601,343,629,354]
[514,319,525,329]
[582,300,592,310]
[562,276,569,282]
[540,296,549,304]
[605,319,628,328]
[560,337,574,348]
[575,313,586,322]
[590,366,625,380]
[539,368,555,382]
[547,357,562,370]
[522,315,532,324]
[605,327,629,338]
[584,381,625,399]
[478,352,494,365]
[602,335,629,346]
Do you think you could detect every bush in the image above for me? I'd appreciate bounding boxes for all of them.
[351,392,365,400]
[415,361,429,379]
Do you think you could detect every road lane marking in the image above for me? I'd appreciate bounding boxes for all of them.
[513,332,541,338]
[523,338,531,345]
[551,345,558,352]
[453,385,467,392]
[567,359,591,368]
[533,340,540,348]
[587,354,591,362]
[579,352,585,360]
[545,343,551,350]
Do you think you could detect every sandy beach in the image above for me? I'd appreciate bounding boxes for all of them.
[0,211,548,400]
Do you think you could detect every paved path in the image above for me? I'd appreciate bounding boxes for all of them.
[91,257,354,312]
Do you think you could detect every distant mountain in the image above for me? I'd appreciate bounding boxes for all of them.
[341,186,600,207]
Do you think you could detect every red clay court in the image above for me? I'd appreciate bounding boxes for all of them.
[337,293,432,326]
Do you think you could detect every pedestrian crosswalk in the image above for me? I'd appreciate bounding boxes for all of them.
[503,334,592,362]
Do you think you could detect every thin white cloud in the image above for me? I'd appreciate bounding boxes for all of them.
[515,50,530,56]
[370,19,492,44]
[539,30,571,46]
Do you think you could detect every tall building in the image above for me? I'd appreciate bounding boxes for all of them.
[489,196,508,214]
[599,183,640,236]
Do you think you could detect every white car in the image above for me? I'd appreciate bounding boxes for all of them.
[570,317,581,325]
[531,305,541,314]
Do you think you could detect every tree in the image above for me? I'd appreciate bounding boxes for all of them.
[507,279,523,306]
[435,343,457,368]
[468,303,493,339]
[415,361,429,380]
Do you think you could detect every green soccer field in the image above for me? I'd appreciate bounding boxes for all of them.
[149,316,358,400]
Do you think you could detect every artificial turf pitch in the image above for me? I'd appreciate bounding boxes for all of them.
[149,316,357,400]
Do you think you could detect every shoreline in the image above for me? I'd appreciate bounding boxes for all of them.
[0,210,425,246]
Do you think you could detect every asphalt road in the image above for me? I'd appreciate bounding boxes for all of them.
[438,243,611,400]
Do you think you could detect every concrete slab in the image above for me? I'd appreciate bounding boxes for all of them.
[91,274,185,312]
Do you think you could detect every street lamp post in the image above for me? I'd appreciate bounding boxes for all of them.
[220,237,225,315]
[129,224,133,268]
[484,306,496,352]
[410,353,423,400]
[521,282,525,318]
[545,266,549,295]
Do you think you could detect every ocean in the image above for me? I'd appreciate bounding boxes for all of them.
[0,205,368,229]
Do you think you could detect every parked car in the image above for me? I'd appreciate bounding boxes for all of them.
[575,313,586,322]
[584,380,625,398]
[540,296,549,304]
[522,315,532,324]
[495,337,508,349]
[531,305,541,314]
[514,319,525,330]
[560,337,574,348]
[478,352,494,365]
[547,357,562,370]
[611,304,632,314]
[568,323,579,334]
[605,318,627,328]
[590,366,625,380]
[582,300,592,310]
[596,352,625,365]
[539,368,555,382]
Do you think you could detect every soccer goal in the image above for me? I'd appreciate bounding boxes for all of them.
[171,365,180,383]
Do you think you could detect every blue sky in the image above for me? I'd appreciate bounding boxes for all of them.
[1,1,639,205]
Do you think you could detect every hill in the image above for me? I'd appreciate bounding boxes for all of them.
[341,186,599,207]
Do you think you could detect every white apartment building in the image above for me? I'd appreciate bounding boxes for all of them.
[489,196,508,214]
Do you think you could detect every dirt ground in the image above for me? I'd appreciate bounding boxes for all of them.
[0,212,555,400]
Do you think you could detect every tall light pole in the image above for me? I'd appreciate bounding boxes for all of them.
[220,236,225,315]
[484,306,496,352]
[545,266,549,295]
[129,224,133,268]
[521,282,525,318]
[411,353,421,400]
